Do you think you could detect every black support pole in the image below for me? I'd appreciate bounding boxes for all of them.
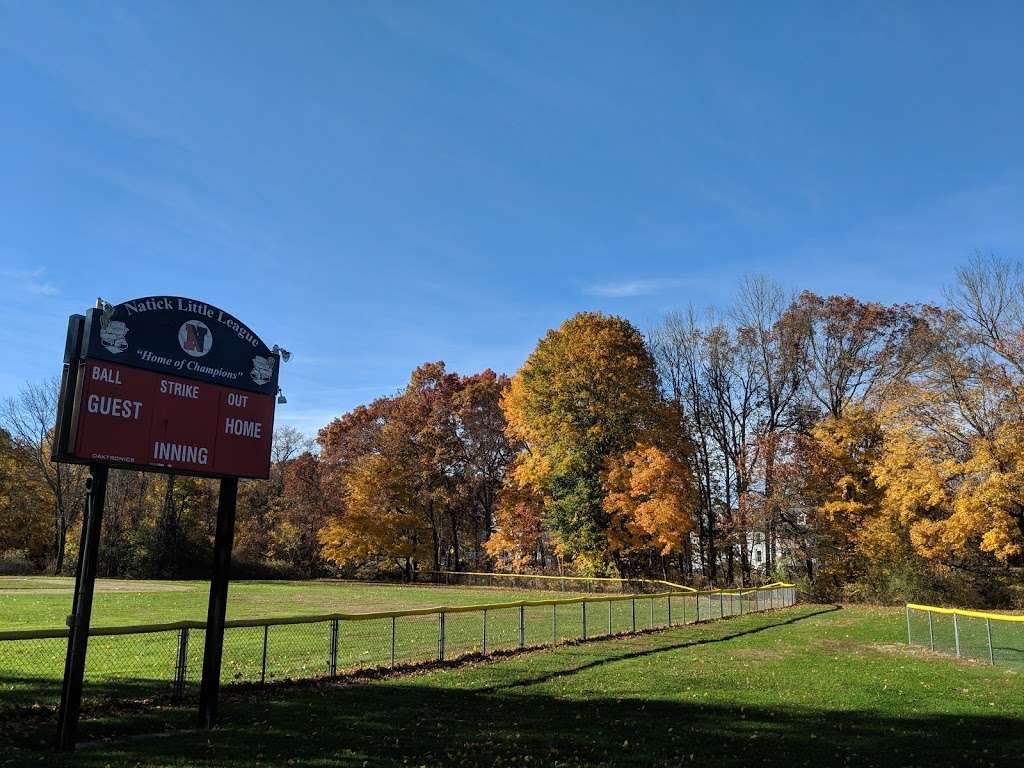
[198,477,239,729]
[56,464,108,752]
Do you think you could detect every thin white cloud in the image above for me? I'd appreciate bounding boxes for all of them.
[582,278,688,298]
[25,281,61,297]
[1,268,61,297]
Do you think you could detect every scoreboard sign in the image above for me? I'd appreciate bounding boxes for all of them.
[54,296,281,480]
[53,296,289,750]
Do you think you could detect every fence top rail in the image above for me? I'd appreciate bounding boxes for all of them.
[907,603,1024,623]
[0,582,794,642]
[429,570,795,595]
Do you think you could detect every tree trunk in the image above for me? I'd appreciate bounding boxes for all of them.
[763,440,777,574]
[53,512,66,575]
[448,510,460,571]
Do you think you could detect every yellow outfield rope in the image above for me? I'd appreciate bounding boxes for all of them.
[431,570,795,595]
[430,569,702,593]
[906,603,1024,623]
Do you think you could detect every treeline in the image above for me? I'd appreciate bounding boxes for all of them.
[3,257,1024,604]
[315,256,1024,604]
[0,387,324,578]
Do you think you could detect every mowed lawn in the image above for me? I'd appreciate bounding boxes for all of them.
[3,603,1023,767]
[0,578,595,712]
[0,577,580,630]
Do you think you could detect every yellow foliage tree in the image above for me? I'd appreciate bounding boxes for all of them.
[500,312,664,569]
[0,435,51,563]
[603,444,695,561]
[484,470,549,571]
[799,405,905,590]
[318,452,432,571]
[875,416,1024,565]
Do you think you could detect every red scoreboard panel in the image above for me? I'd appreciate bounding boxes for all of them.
[72,358,275,479]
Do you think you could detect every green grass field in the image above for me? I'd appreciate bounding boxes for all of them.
[0,577,584,629]
[2,580,1023,767]
[0,578,603,712]
[1,602,1022,767]
[2,577,749,715]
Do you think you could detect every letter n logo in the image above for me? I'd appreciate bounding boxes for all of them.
[178,320,212,358]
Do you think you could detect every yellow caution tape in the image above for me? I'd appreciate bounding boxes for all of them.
[906,603,1024,623]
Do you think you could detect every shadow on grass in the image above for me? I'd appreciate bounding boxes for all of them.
[38,679,1024,768]
[7,606,1020,767]
[0,676,181,720]
[484,604,842,693]
[0,606,826,721]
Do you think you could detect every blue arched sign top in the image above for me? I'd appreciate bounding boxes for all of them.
[82,296,279,396]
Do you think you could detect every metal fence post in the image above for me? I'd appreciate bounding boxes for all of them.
[719,591,724,618]
[695,593,700,622]
[986,618,994,665]
[174,627,189,700]
[667,596,672,626]
[391,616,396,667]
[552,604,557,644]
[260,625,268,685]
[582,601,588,640]
[329,618,339,678]
[953,613,960,658]
[927,611,934,651]
[519,605,525,648]
[739,592,744,615]
[650,597,655,628]
[607,601,612,635]
[438,611,446,661]
[631,598,636,633]
[905,606,912,645]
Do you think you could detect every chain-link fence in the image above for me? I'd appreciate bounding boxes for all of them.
[906,603,1024,666]
[0,584,797,718]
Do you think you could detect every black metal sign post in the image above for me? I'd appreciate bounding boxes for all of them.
[56,464,109,751]
[197,477,239,728]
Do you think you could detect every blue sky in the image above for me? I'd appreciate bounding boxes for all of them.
[2,1,1022,435]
